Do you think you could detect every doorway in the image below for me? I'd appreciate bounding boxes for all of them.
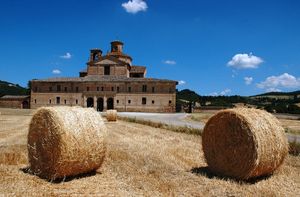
[97,97,104,111]
[86,97,94,108]
[107,97,114,110]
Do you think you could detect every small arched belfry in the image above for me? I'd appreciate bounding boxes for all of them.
[30,40,178,112]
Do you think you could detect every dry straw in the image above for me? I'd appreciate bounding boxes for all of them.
[202,108,288,180]
[27,106,107,180]
[106,109,117,122]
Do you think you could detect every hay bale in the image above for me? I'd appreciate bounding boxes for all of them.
[27,106,107,180]
[106,109,117,122]
[202,108,288,180]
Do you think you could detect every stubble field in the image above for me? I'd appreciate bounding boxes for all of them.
[0,108,299,196]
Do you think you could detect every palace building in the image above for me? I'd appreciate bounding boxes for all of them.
[30,41,178,112]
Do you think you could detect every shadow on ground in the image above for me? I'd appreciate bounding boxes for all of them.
[20,167,99,183]
[191,166,272,184]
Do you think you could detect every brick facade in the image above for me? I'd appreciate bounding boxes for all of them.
[30,40,177,112]
[0,95,30,109]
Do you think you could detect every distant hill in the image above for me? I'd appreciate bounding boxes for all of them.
[253,90,300,97]
[0,80,29,97]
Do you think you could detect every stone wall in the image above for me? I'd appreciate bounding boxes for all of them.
[30,93,83,109]
[30,92,176,112]
[0,98,30,109]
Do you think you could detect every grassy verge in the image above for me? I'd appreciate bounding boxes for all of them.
[284,128,300,135]
[289,138,300,156]
[117,116,300,156]
[117,116,202,135]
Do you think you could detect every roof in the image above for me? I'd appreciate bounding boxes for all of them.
[130,66,146,73]
[111,40,124,45]
[88,55,130,66]
[32,75,177,83]
[0,95,30,99]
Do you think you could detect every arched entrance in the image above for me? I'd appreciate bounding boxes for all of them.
[22,100,29,109]
[86,97,94,108]
[107,97,114,110]
[97,98,104,112]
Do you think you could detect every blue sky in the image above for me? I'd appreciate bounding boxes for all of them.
[0,0,300,96]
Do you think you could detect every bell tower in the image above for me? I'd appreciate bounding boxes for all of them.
[90,49,102,61]
[111,41,123,53]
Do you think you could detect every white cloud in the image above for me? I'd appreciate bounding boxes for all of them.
[209,92,218,96]
[266,88,282,92]
[209,89,231,96]
[227,53,263,69]
[163,60,176,65]
[60,52,72,59]
[244,77,253,85]
[178,80,186,85]
[257,73,300,92]
[122,0,148,14]
[52,69,61,74]
[220,89,231,96]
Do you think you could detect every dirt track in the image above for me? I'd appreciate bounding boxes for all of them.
[0,109,299,196]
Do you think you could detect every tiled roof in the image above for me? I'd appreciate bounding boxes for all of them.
[0,95,29,99]
[32,75,177,83]
[130,66,146,73]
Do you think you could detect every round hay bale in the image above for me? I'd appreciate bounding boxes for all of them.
[27,106,107,180]
[106,109,117,122]
[202,108,288,180]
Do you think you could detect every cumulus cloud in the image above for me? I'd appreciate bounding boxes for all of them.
[178,80,186,85]
[52,69,61,74]
[266,88,282,92]
[209,89,231,96]
[257,73,300,91]
[244,77,253,85]
[227,53,263,69]
[60,52,72,59]
[163,60,176,65]
[122,0,148,14]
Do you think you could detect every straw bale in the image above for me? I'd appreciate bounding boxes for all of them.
[27,106,107,180]
[106,110,117,122]
[202,108,288,180]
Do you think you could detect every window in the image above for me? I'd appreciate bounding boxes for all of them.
[104,66,110,75]
[97,87,99,91]
[111,87,114,91]
[49,87,52,92]
[152,100,155,104]
[76,99,78,104]
[56,97,60,104]
[142,85,147,92]
[152,87,155,93]
[57,85,61,92]
[76,87,79,92]
[117,87,120,92]
[101,87,104,91]
[142,97,146,105]
[64,99,67,104]
[128,100,131,104]
[93,53,99,61]
[49,99,51,104]
[87,87,89,91]
[64,87,67,92]
[117,100,119,104]
[169,100,172,104]
[34,99,36,104]
[128,87,131,92]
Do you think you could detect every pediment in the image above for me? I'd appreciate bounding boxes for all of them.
[95,59,119,65]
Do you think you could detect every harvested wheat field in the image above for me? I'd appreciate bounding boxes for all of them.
[0,108,299,196]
